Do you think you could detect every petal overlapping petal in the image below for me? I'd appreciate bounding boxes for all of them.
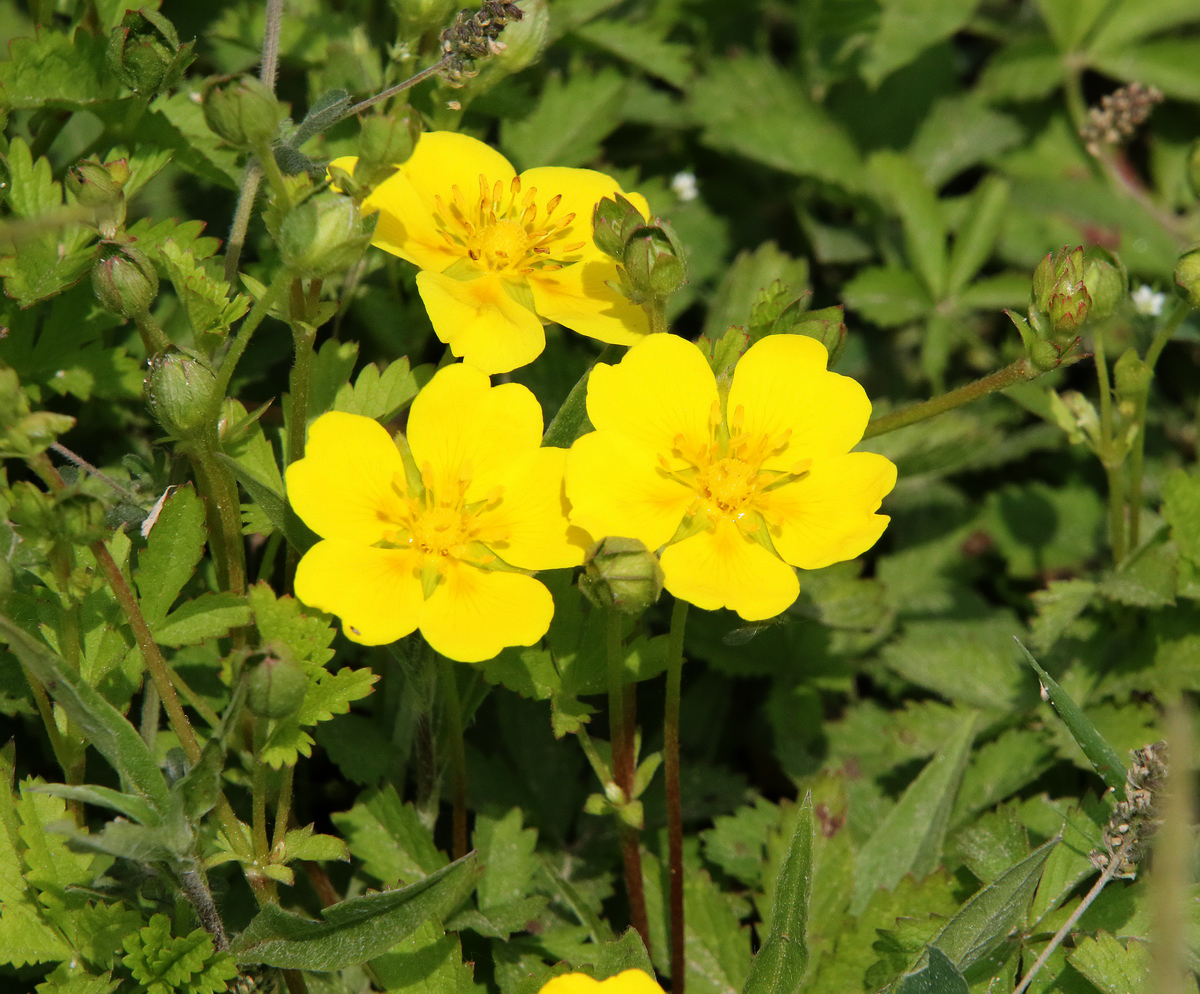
[407,363,544,501]
[479,447,586,569]
[585,333,715,455]
[294,541,422,645]
[539,970,666,994]
[566,431,693,551]
[417,271,546,374]
[728,334,871,466]
[530,260,651,344]
[285,411,407,544]
[765,452,897,569]
[419,565,554,662]
[660,519,800,620]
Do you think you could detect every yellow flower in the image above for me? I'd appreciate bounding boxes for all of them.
[539,970,666,994]
[565,334,897,620]
[285,365,582,662]
[332,131,651,374]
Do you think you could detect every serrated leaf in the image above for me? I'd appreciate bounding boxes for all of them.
[702,798,780,889]
[701,243,810,342]
[159,240,250,338]
[1162,469,1200,564]
[230,853,479,970]
[502,68,627,169]
[1099,531,1178,607]
[0,30,122,109]
[332,786,447,886]
[474,808,539,912]
[868,151,948,299]
[851,715,976,914]
[573,20,691,87]
[155,591,251,647]
[893,946,969,994]
[260,666,378,768]
[332,358,421,422]
[1014,639,1127,797]
[861,0,982,87]
[123,914,237,994]
[134,485,206,625]
[908,97,1025,188]
[220,453,318,553]
[742,793,813,994]
[842,266,932,327]
[1067,931,1150,993]
[0,616,170,811]
[248,583,335,667]
[283,824,349,863]
[691,57,864,192]
[1029,579,1097,653]
[368,920,477,994]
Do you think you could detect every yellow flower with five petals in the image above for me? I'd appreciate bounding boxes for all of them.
[332,131,651,374]
[565,333,896,620]
[539,970,665,994]
[285,364,583,662]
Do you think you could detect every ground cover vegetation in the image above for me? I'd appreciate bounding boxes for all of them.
[2,0,1200,992]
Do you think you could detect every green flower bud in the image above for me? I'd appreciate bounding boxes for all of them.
[484,0,549,77]
[592,194,641,259]
[624,226,687,300]
[1082,248,1126,321]
[1029,338,1067,371]
[1032,246,1090,338]
[145,351,217,441]
[1174,247,1200,309]
[202,75,286,151]
[1114,348,1152,405]
[66,158,130,237]
[279,193,372,278]
[106,9,193,95]
[579,536,664,615]
[246,653,310,719]
[358,113,420,170]
[92,244,159,319]
[1047,283,1090,334]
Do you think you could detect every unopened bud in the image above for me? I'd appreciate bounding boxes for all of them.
[1032,246,1090,337]
[1114,348,1152,404]
[579,536,664,615]
[66,159,130,237]
[1174,248,1200,309]
[93,244,159,319]
[145,351,217,441]
[1083,248,1126,321]
[106,9,193,95]
[624,225,687,299]
[203,75,286,151]
[246,653,309,719]
[485,0,549,77]
[592,195,642,259]
[279,193,372,277]
[358,113,420,171]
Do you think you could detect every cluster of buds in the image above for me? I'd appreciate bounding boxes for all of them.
[593,194,688,309]
[1090,741,1168,878]
[1080,83,1164,158]
[439,0,524,86]
[1007,246,1124,370]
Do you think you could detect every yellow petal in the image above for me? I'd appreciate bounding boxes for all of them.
[585,333,716,455]
[407,362,544,502]
[419,564,554,662]
[479,446,585,569]
[566,431,693,550]
[294,541,422,645]
[728,334,872,466]
[364,132,517,273]
[661,518,800,620]
[539,970,666,994]
[765,452,897,569]
[518,166,649,261]
[285,411,407,543]
[417,271,547,374]
[530,260,651,345]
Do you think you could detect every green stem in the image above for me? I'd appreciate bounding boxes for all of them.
[251,720,277,902]
[187,444,248,597]
[223,163,262,285]
[253,140,292,205]
[342,56,452,118]
[862,357,1041,440]
[1145,300,1190,371]
[664,597,689,993]
[1092,328,1127,563]
[134,310,171,356]
[647,299,669,336]
[439,654,469,860]
[607,610,650,950]
[272,764,294,853]
[209,270,292,426]
[288,315,318,466]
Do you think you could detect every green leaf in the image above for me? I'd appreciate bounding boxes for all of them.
[474,808,540,912]
[1035,0,1109,50]
[861,0,982,87]
[702,243,810,342]
[260,665,378,768]
[230,853,479,970]
[122,914,238,994]
[1099,531,1178,607]
[282,824,349,863]
[134,485,207,625]
[1090,39,1200,103]
[331,786,447,886]
[702,797,781,889]
[501,68,627,169]
[1067,931,1151,994]
[219,452,318,553]
[690,57,864,192]
[1088,0,1200,53]
[910,98,1025,189]
[977,37,1062,101]
[34,965,119,994]
[155,591,251,647]
[742,793,813,994]
[368,920,476,994]
[1029,579,1098,653]
[0,616,170,812]
[927,835,1057,970]
[33,783,159,826]
[248,583,336,667]
[893,946,969,994]
[841,266,932,327]
[851,715,976,914]
[0,30,123,109]
[332,358,423,423]
[1014,638,1127,797]
[1161,469,1200,564]
[573,20,691,88]
[868,151,947,299]
[945,176,1010,295]
[159,240,250,339]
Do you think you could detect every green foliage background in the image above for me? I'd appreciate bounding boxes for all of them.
[2,0,1200,992]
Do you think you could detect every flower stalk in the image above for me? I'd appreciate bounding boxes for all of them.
[439,654,469,860]
[664,597,689,993]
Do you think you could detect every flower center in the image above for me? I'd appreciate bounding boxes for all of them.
[409,504,474,558]
[694,457,761,518]
[378,468,501,571]
[433,175,586,276]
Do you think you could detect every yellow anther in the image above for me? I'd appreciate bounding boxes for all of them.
[545,193,562,214]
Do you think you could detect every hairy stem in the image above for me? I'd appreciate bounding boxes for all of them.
[664,597,690,993]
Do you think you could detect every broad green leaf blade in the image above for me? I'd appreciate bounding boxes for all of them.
[908,97,1025,188]
[1089,39,1200,102]
[1034,0,1109,50]
[1013,638,1127,797]
[1068,930,1151,993]
[155,591,251,647]
[1088,0,1200,54]
[542,346,622,448]
[501,68,627,169]
[927,835,1057,970]
[33,783,159,826]
[218,453,319,554]
[742,793,813,994]
[944,176,1010,296]
[134,485,207,625]
[861,0,982,87]
[841,266,932,328]
[894,946,969,994]
[230,853,479,970]
[0,616,170,813]
[868,151,948,300]
[851,714,976,914]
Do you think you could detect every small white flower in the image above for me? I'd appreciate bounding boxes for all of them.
[670,170,698,202]
[1131,284,1165,317]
